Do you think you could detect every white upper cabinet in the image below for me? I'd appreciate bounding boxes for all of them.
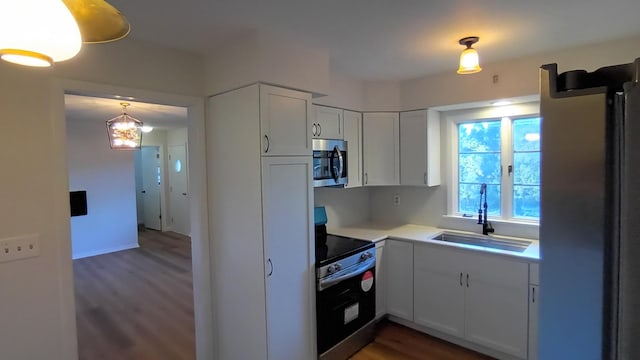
[312,105,343,139]
[343,110,363,188]
[260,84,312,156]
[400,109,441,186]
[363,112,400,186]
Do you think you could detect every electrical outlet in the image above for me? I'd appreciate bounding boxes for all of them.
[393,195,400,205]
[0,234,40,263]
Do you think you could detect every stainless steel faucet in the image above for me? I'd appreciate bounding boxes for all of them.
[477,183,495,235]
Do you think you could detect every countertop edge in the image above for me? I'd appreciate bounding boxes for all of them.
[328,223,540,262]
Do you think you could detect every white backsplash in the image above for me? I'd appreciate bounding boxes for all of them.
[314,186,371,227]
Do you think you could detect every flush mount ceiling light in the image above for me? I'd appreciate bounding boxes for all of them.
[457,36,482,75]
[0,0,129,67]
[106,103,143,150]
[141,126,154,133]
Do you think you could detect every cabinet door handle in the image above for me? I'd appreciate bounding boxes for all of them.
[312,123,317,136]
[466,273,469,288]
[459,272,463,286]
[424,173,427,185]
[318,123,322,136]
[532,287,536,303]
[365,173,368,185]
[267,258,273,277]
[264,134,270,153]
[338,114,341,134]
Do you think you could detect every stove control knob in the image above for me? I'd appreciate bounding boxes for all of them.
[360,252,372,261]
[335,263,342,271]
[326,265,336,274]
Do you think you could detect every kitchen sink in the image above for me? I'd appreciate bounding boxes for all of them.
[431,231,532,253]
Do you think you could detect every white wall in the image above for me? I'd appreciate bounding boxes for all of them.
[363,80,402,111]
[204,31,331,96]
[0,37,203,360]
[401,34,640,110]
[312,70,365,110]
[313,187,371,227]
[67,118,139,259]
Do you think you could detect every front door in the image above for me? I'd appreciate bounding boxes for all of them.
[141,146,162,230]
[169,144,189,235]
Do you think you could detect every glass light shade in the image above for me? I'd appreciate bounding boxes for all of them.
[106,115,143,150]
[0,0,82,67]
[457,47,482,74]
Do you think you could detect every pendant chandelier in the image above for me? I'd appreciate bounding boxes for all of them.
[0,0,129,67]
[106,103,143,150]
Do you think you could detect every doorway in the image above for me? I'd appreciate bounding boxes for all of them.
[135,146,163,231]
[65,93,197,360]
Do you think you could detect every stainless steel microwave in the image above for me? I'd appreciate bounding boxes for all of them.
[313,139,348,187]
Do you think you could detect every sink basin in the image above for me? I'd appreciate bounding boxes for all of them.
[431,231,532,253]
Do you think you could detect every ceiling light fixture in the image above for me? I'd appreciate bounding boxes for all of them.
[106,103,143,150]
[457,36,482,75]
[141,126,154,133]
[0,0,129,68]
[491,100,512,107]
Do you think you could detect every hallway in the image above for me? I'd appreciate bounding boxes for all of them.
[73,230,195,360]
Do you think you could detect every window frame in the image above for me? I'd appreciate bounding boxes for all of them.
[445,102,540,224]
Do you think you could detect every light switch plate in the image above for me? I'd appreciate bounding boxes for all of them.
[0,234,40,263]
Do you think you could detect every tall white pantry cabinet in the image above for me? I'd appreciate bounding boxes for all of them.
[207,84,315,360]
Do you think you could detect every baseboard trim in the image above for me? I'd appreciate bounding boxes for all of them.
[72,243,139,260]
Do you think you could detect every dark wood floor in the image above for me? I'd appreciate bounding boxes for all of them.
[351,321,494,360]
[73,230,195,360]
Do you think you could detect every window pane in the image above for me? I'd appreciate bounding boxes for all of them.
[513,152,540,185]
[458,120,501,215]
[459,121,501,153]
[459,183,501,216]
[513,117,541,219]
[459,153,501,184]
[513,185,540,218]
[513,117,541,151]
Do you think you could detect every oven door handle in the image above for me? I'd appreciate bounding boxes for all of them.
[318,258,375,291]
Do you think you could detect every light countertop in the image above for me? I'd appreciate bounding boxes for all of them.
[328,223,540,262]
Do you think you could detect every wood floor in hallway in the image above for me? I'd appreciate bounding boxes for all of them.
[73,230,195,360]
[351,321,495,360]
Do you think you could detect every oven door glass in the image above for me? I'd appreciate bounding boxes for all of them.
[316,267,375,354]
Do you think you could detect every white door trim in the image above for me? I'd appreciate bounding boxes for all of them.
[51,79,213,360]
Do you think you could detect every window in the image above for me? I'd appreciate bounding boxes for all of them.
[448,103,540,222]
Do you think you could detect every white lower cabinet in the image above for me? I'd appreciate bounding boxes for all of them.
[375,241,386,319]
[528,285,539,360]
[261,157,314,360]
[413,243,529,359]
[414,245,465,338]
[385,240,413,321]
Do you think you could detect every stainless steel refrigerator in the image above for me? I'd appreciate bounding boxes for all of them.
[540,58,640,359]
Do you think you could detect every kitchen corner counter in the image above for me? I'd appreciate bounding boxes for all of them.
[328,223,540,262]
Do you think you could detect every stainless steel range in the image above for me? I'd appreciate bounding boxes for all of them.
[315,207,376,360]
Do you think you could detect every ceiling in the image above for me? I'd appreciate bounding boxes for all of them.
[108,0,640,81]
[65,94,188,129]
